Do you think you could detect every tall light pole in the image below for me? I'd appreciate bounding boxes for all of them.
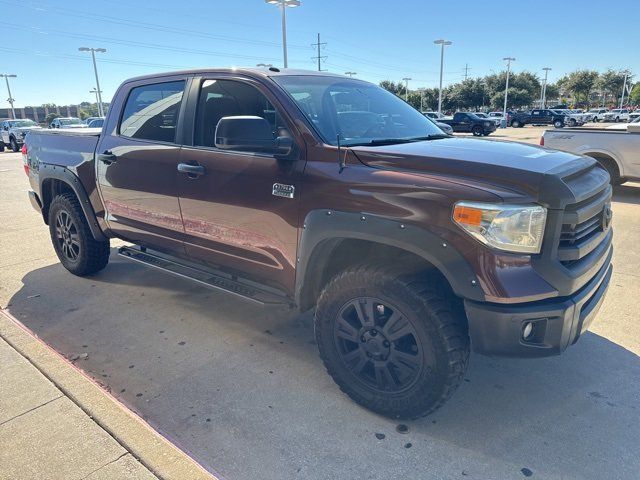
[89,88,101,109]
[434,39,452,115]
[417,87,426,111]
[345,71,357,77]
[502,57,515,125]
[265,0,300,69]
[620,70,629,108]
[402,77,412,101]
[541,67,551,108]
[0,74,17,119]
[78,47,106,117]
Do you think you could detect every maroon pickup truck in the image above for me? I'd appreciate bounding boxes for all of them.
[23,68,613,419]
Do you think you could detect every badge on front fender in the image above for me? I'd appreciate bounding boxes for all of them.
[272,183,295,199]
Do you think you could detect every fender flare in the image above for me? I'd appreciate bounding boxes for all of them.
[38,163,108,241]
[294,209,484,309]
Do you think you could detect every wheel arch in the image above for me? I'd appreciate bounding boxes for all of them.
[295,210,483,311]
[580,149,624,179]
[39,165,107,241]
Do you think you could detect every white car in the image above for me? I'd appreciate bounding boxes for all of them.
[542,120,640,184]
[473,112,501,126]
[555,109,586,127]
[585,108,609,122]
[628,111,640,122]
[422,111,446,120]
[603,108,630,122]
[605,116,640,130]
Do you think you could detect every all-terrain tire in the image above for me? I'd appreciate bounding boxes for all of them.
[48,193,110,276]
[314,265,470,419]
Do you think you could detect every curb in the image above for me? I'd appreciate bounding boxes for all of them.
[0,309,218,480]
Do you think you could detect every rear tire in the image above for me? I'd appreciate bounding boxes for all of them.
[0,142,4,152]
[48,193,110,276]
[314,266,470,419]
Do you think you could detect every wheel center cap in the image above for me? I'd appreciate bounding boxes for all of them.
[361,330,390,359]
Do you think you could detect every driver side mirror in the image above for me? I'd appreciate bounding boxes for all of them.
[215,116,293,156]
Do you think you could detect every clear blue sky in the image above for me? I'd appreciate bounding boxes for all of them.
[4,0,640,107]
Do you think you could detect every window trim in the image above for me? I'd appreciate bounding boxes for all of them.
[116,77,189,146]
[183,74,301,157]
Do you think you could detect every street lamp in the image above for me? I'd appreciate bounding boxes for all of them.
[79,47,106,117]
[620,70,630,108]
[256,63,273,67]
[265,0,301,69]
[0,74,17,119]
[541,67,551,108]
[89,88,102,110]
[402,77,412,101]
[502,57,515,126]
[345,71,357,77]
[433,39,452,115]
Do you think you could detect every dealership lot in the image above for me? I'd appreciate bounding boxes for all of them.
[1,126,639,479]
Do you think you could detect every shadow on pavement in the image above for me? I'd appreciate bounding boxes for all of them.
[6,251,640,480]
[613,183,640,205]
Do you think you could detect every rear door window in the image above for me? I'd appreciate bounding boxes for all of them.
[120,80,185,143]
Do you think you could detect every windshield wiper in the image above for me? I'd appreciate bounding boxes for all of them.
[348,135,446,147]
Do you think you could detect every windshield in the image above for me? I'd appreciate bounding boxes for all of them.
[59,118,82,125]
[273,76,443,146]
[475,113,487,118]
[9,120,37,128]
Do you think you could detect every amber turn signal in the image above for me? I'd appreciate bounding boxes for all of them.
[453,205,483,227]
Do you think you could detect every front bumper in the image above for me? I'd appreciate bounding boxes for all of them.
[464,257,612,358]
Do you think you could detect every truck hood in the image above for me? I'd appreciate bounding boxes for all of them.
[351,137,594,207]
[12,126,42,133]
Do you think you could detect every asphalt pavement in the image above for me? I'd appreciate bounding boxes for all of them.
[1,130,639,480]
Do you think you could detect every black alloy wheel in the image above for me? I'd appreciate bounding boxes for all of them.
[333,297,426,394]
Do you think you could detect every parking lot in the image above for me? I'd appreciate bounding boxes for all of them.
[1,126,639,480]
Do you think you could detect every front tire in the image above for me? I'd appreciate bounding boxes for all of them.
[472,126,483,136]
[511,120,521,128]
[554,120,564,128]
[314,266,470,419]
[10,137,19,152]
[48,193,110,276]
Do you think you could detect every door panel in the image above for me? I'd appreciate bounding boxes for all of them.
[96,78,187,253]
[176,77,303,293]
[177,148,301,291]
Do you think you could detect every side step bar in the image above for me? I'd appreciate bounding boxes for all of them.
[117,246,292,307]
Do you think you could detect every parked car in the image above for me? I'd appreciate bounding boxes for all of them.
[49,117,85,129]
[24,68,613,419]
[554,109,585,127]
[473,112,501,126]
[87,118,105,128]
[605,116,640,130]
[542,121,640,184]
[510,109,566,128]
[0,118,42,152]
[603,108,630,122]
[422,111,446,120]
[83,116,103,125]
[487,111,511,125]
[422,113,453,134]
[439,111,497,136]
[628,111,640,122]
[586,108,609,122]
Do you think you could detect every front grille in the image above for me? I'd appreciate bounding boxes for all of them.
[557,170,612,269]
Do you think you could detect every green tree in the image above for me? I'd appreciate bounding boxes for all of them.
[379,80,405,96]
[556,70,599,105]
[630,83,640,106]
[596,70,630,107]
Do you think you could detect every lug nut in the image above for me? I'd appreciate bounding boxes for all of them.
[383,341,390,347]
[371,330,377,336]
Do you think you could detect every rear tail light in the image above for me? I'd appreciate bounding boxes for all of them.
[21,144,29,175]
[539,136,544,147]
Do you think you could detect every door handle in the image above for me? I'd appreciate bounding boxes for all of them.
[177,163,205,178]
[98,151,117,165]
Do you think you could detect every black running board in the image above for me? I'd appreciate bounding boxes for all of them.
[117,246,292,307]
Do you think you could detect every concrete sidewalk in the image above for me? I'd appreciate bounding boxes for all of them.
[0,309,217,480]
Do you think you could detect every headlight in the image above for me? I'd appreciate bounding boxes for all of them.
[453,202,547,254]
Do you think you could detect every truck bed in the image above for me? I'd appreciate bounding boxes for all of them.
[27,128,101,169]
